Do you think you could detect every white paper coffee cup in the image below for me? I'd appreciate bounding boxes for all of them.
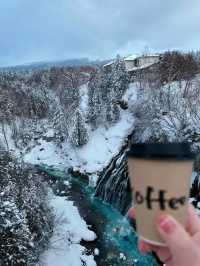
[128,143,194,246]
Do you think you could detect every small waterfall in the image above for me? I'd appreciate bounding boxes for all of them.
[95,140,132,214]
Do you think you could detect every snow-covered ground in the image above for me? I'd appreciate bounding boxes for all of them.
[17,112,132,174]
[24,83,137,176]
[67,112,134,173]
[24,138,67,168]
[21,110,134,177]
[0,128,98,266]
[0,83,137,266]
[40,192,97,266]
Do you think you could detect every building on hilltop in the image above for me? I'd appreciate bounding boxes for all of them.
[104,54,161,73]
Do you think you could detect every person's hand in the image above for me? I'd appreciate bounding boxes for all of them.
[128,205,200,266]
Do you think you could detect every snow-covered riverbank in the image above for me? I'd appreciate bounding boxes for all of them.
[0,84,137,266]
[40,193,97,266]
[0,115,135,265]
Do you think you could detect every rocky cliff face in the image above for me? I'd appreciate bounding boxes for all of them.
[95,136,132,214]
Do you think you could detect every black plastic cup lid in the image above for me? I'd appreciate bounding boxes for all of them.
[127,143,195,160]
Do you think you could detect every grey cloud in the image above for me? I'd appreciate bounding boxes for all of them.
[0,0,200,66]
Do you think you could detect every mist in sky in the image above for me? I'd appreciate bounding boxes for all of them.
[0,0,200,66]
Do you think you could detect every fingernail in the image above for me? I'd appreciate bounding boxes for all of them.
[157,214,176,234]
[138,241,147,254]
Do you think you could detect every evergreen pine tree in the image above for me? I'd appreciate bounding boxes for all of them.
[0,151,54,265]
[70,109,89,147]
[87,58,130,128]
[104,56,129,125]
[52,106,68,142]
[111,56,129,101]
[87,70,101,129]
[105,85,120,125]
[99,68,112,125]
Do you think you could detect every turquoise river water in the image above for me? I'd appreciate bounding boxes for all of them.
[37,165,159,266]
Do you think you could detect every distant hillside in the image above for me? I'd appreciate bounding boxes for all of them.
[0,58,110,72]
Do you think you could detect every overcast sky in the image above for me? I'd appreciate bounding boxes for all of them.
[0,0,200,67]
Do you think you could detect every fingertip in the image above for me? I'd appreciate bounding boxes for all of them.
[138,239,153,254]
[138,240,147,254]
[157,214,176,234]
[156,213,192,254]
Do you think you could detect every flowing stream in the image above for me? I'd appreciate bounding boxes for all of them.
[37,164,159,266]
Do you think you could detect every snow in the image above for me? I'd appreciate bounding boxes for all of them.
[103,53,159,69]
[104,54,139,66]
[63,180,70,186]
[22,107,135,176]
[89,174,99,187]
[0,125,99,266]
[0,82,136,179]
[65,85,136,174]
[67,111,134,174]
[119,253,126,261]
[189,198,195,204]
[103,60,115,67]
[24,139,66,167]
[0,125,20,156]
[45,128,54,138]
[123,82,138,103]
[80,84,88,114]
[17,83,136,178]
[0,82,136,266]
[40,193,97,266]
[124,54,139,61]
[191,172,198,185]
[125,54,159,61]
[94,248,99,256]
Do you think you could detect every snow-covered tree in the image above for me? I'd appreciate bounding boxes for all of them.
[104,56,129,125]
[132,76,200,150]
[0,92,14,150]
[110,56,129,101]
[0,151,54,265]
[69,109,89,147]
[52,101,69,143]
[87,70,102,129]
[58,68,81,111]
[87,60,129,128]
[0,197,35,266]
[159,51,198,84]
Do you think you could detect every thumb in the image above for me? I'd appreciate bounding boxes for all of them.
[157,214,193,258]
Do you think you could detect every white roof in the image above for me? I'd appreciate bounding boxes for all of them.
[125,53,160,61]
[103,60,115,67]
[124,54,139,61]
